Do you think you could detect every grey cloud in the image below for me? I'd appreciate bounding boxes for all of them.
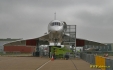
[0,0,108,8]
[74,4,113,29]
[0,0,113,43]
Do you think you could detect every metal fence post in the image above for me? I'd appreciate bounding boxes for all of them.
[90,54,94,64]
[86,54,88,62]
[84,53,86,61]
[90,54,93,64]
[111,60,113,70]
[106,58,111,70]
[92,54,95,65]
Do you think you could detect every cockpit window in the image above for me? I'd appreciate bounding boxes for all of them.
[56,22,57,25]
[51,22,61,26]
[55,22,57,25]
[58,23,60,26]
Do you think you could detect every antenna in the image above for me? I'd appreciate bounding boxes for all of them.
[54,12,56,20]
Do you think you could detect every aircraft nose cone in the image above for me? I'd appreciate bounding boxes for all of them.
[54,28,59,31]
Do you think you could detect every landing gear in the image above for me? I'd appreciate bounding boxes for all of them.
[54,38,58,46]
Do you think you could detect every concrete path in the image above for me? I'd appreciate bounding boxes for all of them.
[38,58,100,70]
[0,56,101,70]
[0,56,49,70]
[71,59,100,70]
[108,56,113,59]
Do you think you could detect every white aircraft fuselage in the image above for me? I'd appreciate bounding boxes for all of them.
[48,20,67,45]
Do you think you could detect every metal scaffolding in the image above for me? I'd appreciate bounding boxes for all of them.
[63,25,76,58]
[63,25,76,46]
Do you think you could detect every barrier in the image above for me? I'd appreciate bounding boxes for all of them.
[111,60,113,70]
[101,56,106,70]
[94,56,105,70]
[106,58,111,70]
[105,58,113,70]
[95,55,98,65]
[92,54,95,64]
[80,53,113,70]
[90,54,95,64]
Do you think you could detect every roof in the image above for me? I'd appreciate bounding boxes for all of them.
[0,38,22,41]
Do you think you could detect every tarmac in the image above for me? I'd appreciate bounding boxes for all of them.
[108,56,113,59]
[0,56,101,70]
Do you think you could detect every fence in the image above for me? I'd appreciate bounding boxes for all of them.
[83,51,113,56]
[80,53,113,70]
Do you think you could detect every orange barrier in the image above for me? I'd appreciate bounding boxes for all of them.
[95,55,106,70]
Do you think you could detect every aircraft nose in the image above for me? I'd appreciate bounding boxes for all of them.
[54,28,59,31]
[50,27,63,32]
[54,28,62,32]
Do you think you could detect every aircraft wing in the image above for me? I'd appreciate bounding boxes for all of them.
[4,38,37,46]
[4,34,49,46]
[4,33,75,46]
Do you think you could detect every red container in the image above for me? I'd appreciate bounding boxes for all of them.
[4,46,35,53]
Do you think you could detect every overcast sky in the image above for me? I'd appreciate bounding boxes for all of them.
[0,0,113,43]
